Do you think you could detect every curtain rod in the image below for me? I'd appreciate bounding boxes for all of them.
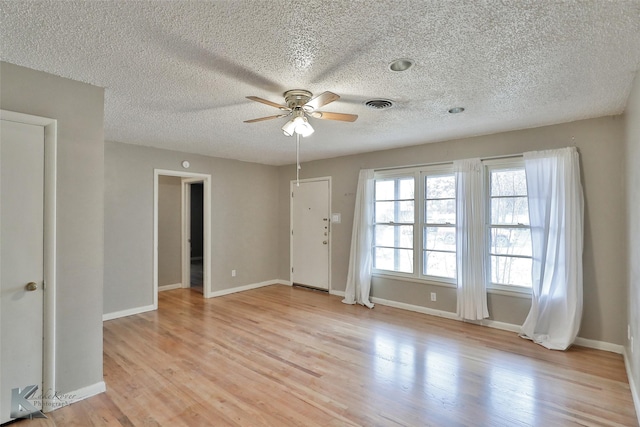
[373,153,522,172]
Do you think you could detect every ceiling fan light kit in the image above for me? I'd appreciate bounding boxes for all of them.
[282,108,315,137]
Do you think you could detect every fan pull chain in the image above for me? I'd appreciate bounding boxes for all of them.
[296,133,300,187]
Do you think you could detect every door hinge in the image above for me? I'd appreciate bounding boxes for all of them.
[291,229,293,235]
[291,267,294,273]
[291,191,294,198]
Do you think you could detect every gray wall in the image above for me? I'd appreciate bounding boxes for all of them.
[158,175,182,287]
[103,141,281,314]
[0,62,104,393]
[625,71,640,402]
[278,116,627,345]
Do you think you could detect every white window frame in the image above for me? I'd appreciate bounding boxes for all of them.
[420,167,457,284]
[484,158,532,295]
[372,169,418,278]
[372,165,456,286]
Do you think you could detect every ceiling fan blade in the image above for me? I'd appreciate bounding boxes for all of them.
[246,96,289,110]
[310,111,358,122]
[304,91,340,111]
[244,114,290,123]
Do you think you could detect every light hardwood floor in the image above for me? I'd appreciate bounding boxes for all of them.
[14,285,638,426]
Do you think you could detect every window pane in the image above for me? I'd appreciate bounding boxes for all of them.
[491,169,527,196]
[425,199,455,224]
[423,227,456,251]
[426,175,455,199]
[490,255,532,287]
[491,196,529,225]
[375,180,395,200]
[423,251,456,278]
[490,228,532,256]
[399,178,415,199]
[374,247,413,273]
[375,177,414,200]
[375,201,414,223]
[374,225,413,248]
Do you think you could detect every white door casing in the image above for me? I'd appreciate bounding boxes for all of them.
[153,169,212,302]
[290,178,331,290]
[0,120,45,422]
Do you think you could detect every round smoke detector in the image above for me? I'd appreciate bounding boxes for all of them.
[364,99,394,110]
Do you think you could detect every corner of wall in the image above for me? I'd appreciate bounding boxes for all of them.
[624,68,640,423]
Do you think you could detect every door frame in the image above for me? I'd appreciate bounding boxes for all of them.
[289,176,332,291]
[153,169,212,305]
[0,110,57,412]
[181,178,204,291]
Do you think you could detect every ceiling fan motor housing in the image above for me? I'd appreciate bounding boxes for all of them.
[284,89,313,109]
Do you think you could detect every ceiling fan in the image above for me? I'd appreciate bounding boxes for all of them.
[244,90,358,137]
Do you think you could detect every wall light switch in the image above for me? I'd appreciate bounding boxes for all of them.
[331,213,341,223]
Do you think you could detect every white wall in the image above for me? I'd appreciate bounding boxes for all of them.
[0,62,104,394]
[103,141,281,315]
[625,70,640,408]
[278,115,627,345]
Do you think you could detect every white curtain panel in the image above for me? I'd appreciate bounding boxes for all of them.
[343,169,375,308]
[520,147,584,350]
[454,158,489,320]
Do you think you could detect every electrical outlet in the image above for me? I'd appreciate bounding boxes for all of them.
[231,269,236,277]
[430,292,437,302]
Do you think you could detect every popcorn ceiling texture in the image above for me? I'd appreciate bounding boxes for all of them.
[1,1,639,165]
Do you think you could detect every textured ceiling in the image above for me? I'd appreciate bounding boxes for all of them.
[1,1,639,166]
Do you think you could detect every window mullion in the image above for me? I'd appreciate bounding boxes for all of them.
[393,179,401,271]
[415,171,422,278]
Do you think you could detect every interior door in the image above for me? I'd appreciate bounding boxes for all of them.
[0,120,45,423]
[291,179,330,290]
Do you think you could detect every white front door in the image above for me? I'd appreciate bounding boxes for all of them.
[0,120,45,423]
[291,179,330,290]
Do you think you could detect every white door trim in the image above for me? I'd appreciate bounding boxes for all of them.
[290,176,332,291]
[153,169,212,307]
[0,110,57,411]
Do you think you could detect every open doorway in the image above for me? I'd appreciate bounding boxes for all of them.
[183,181,204,293]
[153,169,212,308]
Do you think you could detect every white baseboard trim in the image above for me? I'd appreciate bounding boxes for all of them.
[43,380,106,413]
[371,296,459,320]
[280,280,292,286]
[466,318,521,333]
[624,348,640,426]
[209,280,285,298]
[330,289,345,297]
[574,337,624,354]
[103,304,155,321]
[370,296,623,354]
[158,283,182,292]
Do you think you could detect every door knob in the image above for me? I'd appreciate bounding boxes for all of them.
[323,241,328,245]
[25,282,38,291]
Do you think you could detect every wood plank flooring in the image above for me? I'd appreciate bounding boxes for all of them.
[14,285,638,426]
